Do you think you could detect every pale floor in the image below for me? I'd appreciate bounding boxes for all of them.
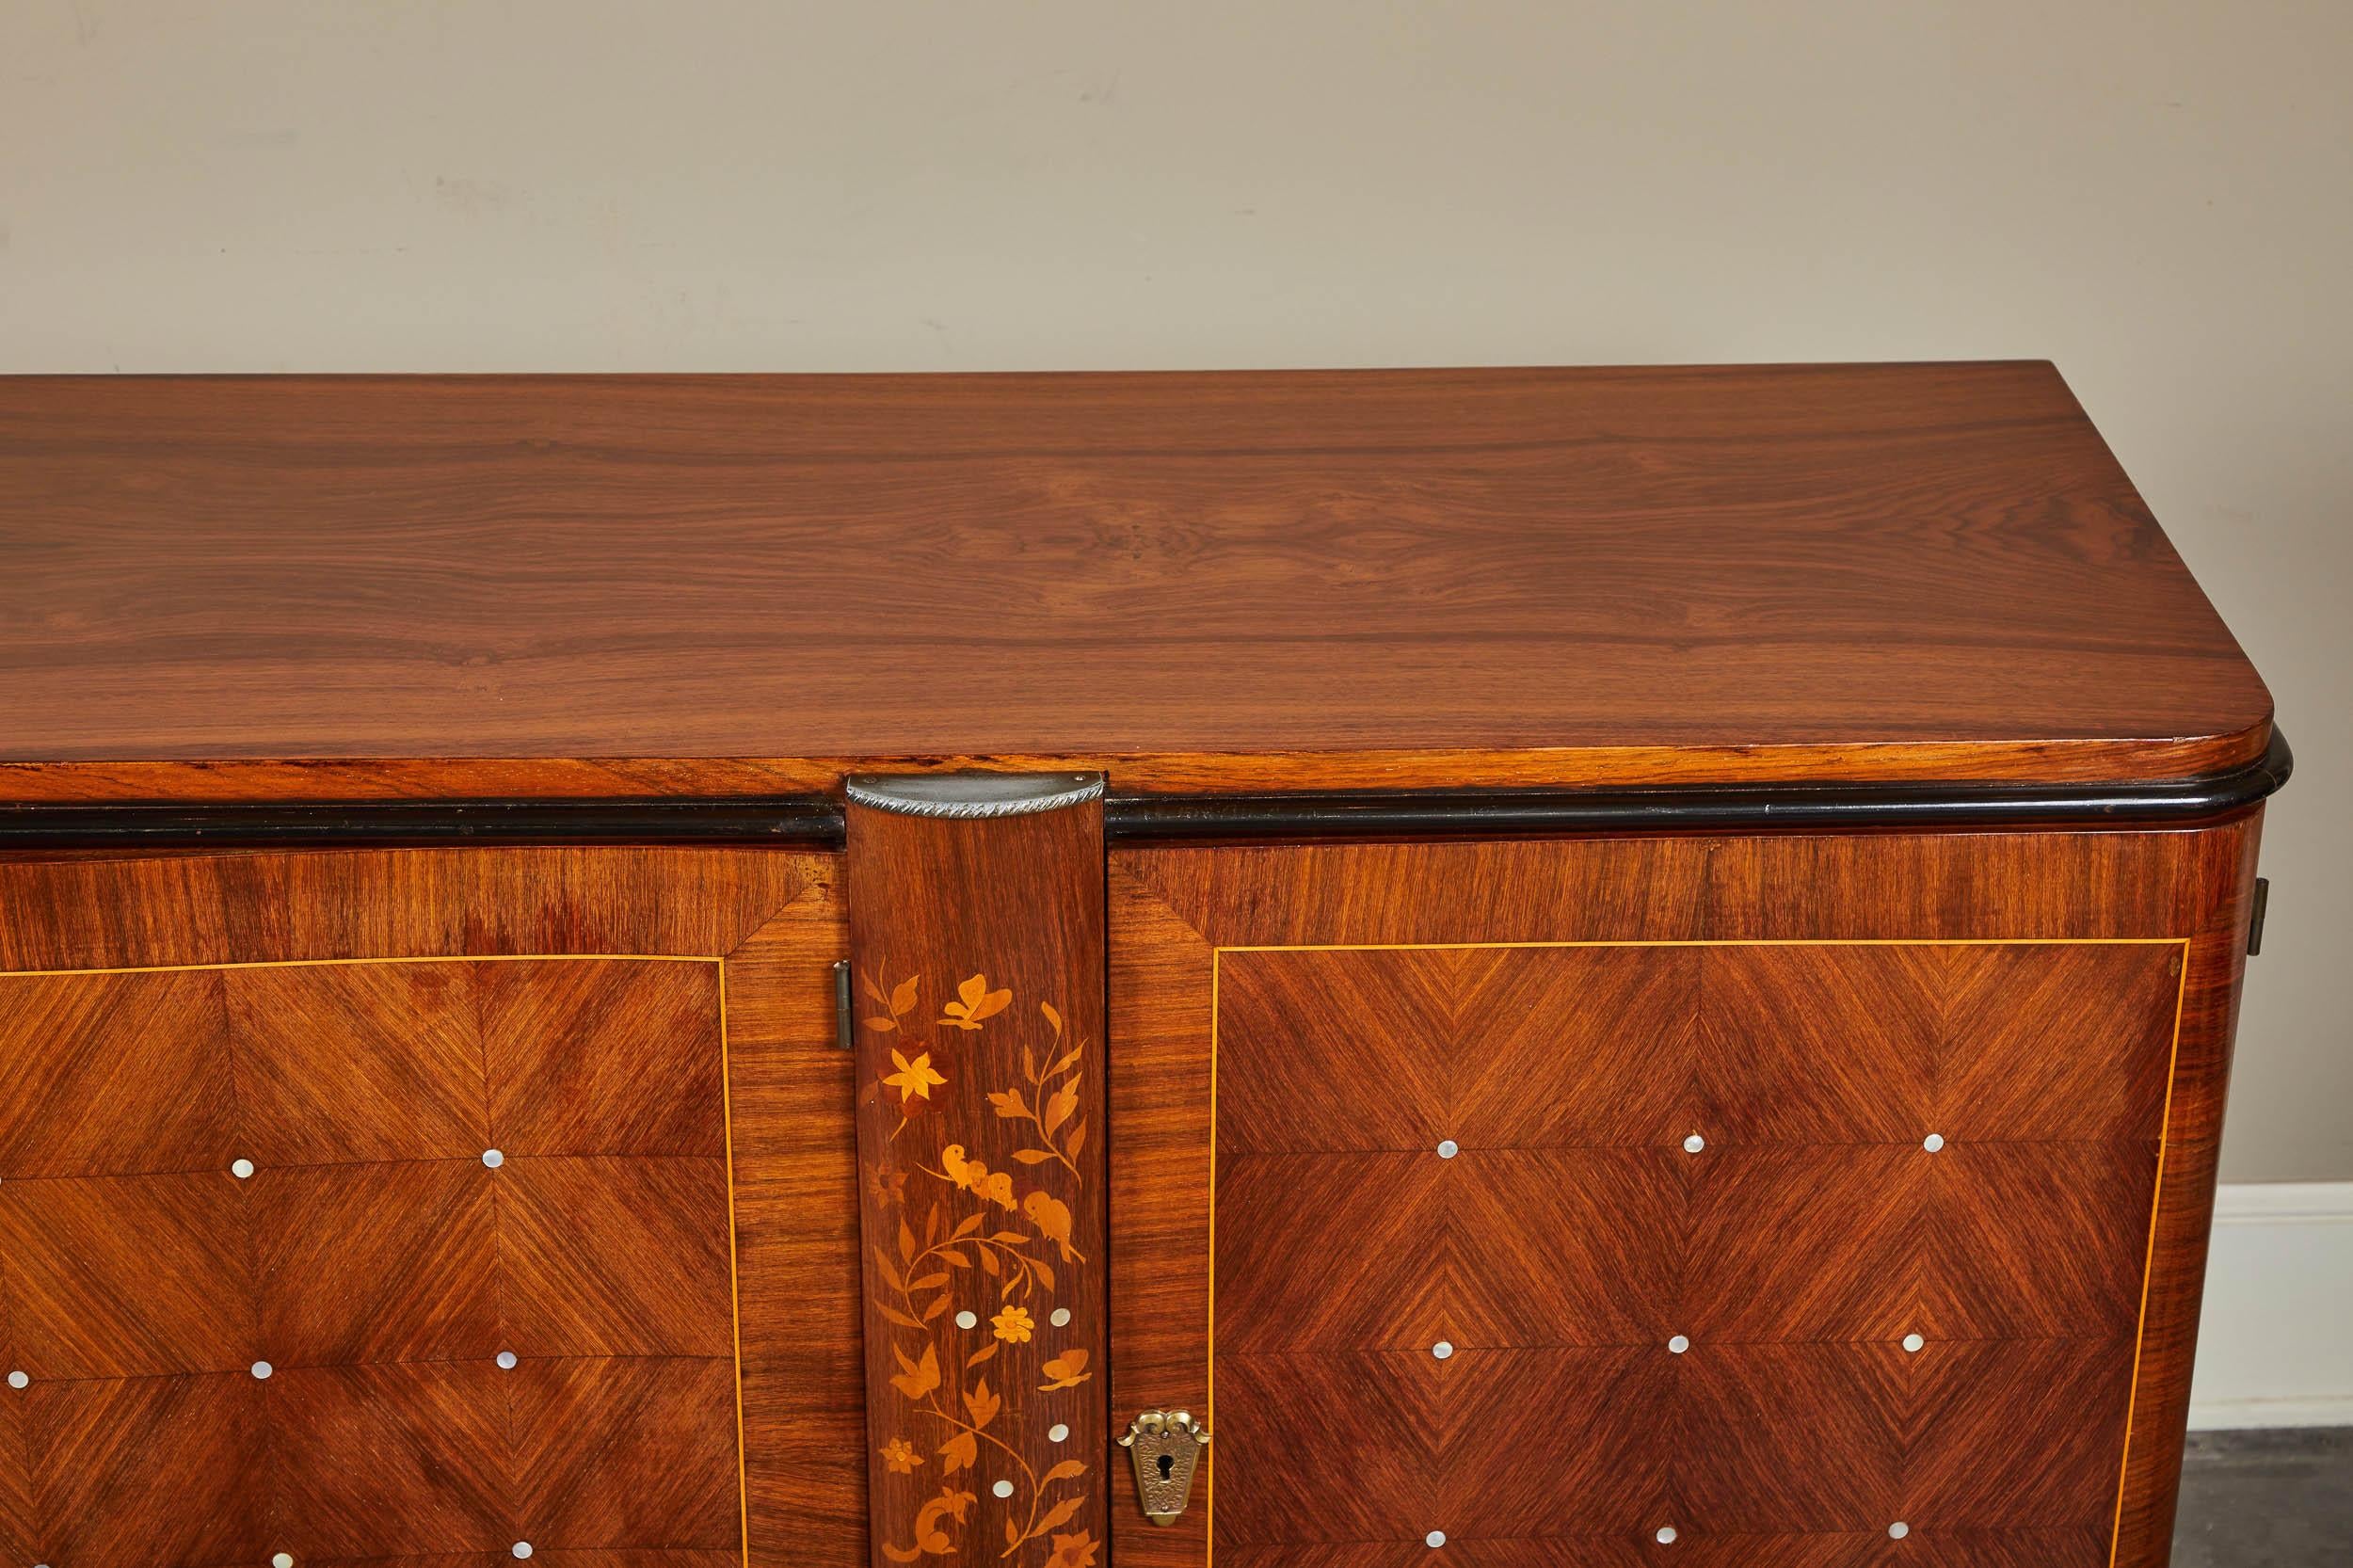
[2173,1428,2353,1566]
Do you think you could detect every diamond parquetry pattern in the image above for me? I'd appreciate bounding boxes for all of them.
[1210,941,2182,1566]
[0,957,740,1567]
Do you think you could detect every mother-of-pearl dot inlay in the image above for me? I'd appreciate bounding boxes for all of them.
[1049,1307,1071,1328]
[7,1370,26,1389]
[1682,1134,1705,1154]
[498,1351,519,1369]
[251,1361,273,1380]
[1048,1423,1070,1443]
[274,1555,295,1568]
[483,1148,506,1169]
[992,1480,1015,1498]
[1657,1527,1678,1544]
[513,1544,534,1560]
[1923,1133,1945,1153]
[1424,1530,1446,1548]
[1435,1139,1459,1159]
[1888,1522,1911,1540]
[1431,1340,1454,1360]
[1667,1336,1689,1354]
[232,1159,256,1179]
[955,1310,979,1331]
[1903,1334,1926,1353]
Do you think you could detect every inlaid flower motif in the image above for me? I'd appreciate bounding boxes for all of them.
[881,1437,922,1474]
[992,1304,1034,1344]
[884,1048,947,1107]
[1045,1528,1098,1568]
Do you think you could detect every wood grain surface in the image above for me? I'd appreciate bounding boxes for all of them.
[0,364,2269,802]
[0,845,865,1568]
[846,797,1107,1568]
[1107,820,2260,1568]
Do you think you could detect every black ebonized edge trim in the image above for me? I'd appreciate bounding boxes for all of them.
[0,731,2291,850]
[1109,728,2293,841]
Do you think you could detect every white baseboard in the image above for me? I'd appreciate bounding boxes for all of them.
[2186,1181,2353,1430]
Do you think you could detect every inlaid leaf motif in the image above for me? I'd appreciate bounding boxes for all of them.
[890,1343,940,1400]
[964,1376,1002,1431]
[1042,1079,1080,1135]
[939,1430,978,1475]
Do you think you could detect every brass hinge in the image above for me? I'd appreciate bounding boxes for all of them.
[833,958,855,1048]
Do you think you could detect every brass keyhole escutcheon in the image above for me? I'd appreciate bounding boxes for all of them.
[1119,1409,1209,1525]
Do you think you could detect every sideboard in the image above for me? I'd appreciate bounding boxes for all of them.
[0,364,2285,1568]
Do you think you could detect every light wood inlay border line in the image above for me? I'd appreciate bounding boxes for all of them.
[1202,936,2193,1566]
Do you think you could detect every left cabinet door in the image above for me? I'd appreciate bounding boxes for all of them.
[0,845,864,1568]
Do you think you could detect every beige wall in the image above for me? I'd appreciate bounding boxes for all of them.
[3,2,2345,1179]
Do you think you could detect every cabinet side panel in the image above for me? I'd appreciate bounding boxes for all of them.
[2110,817,2265,1566]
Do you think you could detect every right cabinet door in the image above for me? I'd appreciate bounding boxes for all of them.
[1108,824,2260,1568]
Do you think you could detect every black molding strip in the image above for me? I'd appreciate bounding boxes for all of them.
[0,730,2291,850]
[1110,729,2294,841]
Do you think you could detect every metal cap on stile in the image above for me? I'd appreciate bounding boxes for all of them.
[844,772,1105,819]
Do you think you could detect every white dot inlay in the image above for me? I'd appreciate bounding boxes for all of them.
[1424,1530,1447,1548]
[513,1544,535,1560]
[1668,1335,1689,1354]
[1050,1307,1071,1328]
[955,1310,979,1331]
[250,1361,273,1381]
[1902,1334,1926,1353]
[1431,1340,1454,1360]
[232,1159,256,1179]
[498,1351,519,1369]
[274,1554,295,1568]
[1048,1423,1070,1443]
[992,1479,1016,1499]
[1683,1134,1705,1154]
[1436,1139,1460,1160]
[1889,1521,1911,1540]
[483,1148,506,1169]
[1657,1527,1679,1544]
[1923,1133,1945,1153]
[7,1370,27,1390]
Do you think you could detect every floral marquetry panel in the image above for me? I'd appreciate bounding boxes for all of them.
[846,789,1108,1568]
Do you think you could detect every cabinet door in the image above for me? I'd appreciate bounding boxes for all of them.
[1109,826,2259,1568]
[0,846,862,1568]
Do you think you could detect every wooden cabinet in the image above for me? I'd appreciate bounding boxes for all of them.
[0,366,2285,1567]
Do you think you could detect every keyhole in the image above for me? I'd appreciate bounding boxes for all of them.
[1158,1452,1176,1480]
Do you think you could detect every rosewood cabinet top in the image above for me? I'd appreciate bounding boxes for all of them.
[0,362,2269,803]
